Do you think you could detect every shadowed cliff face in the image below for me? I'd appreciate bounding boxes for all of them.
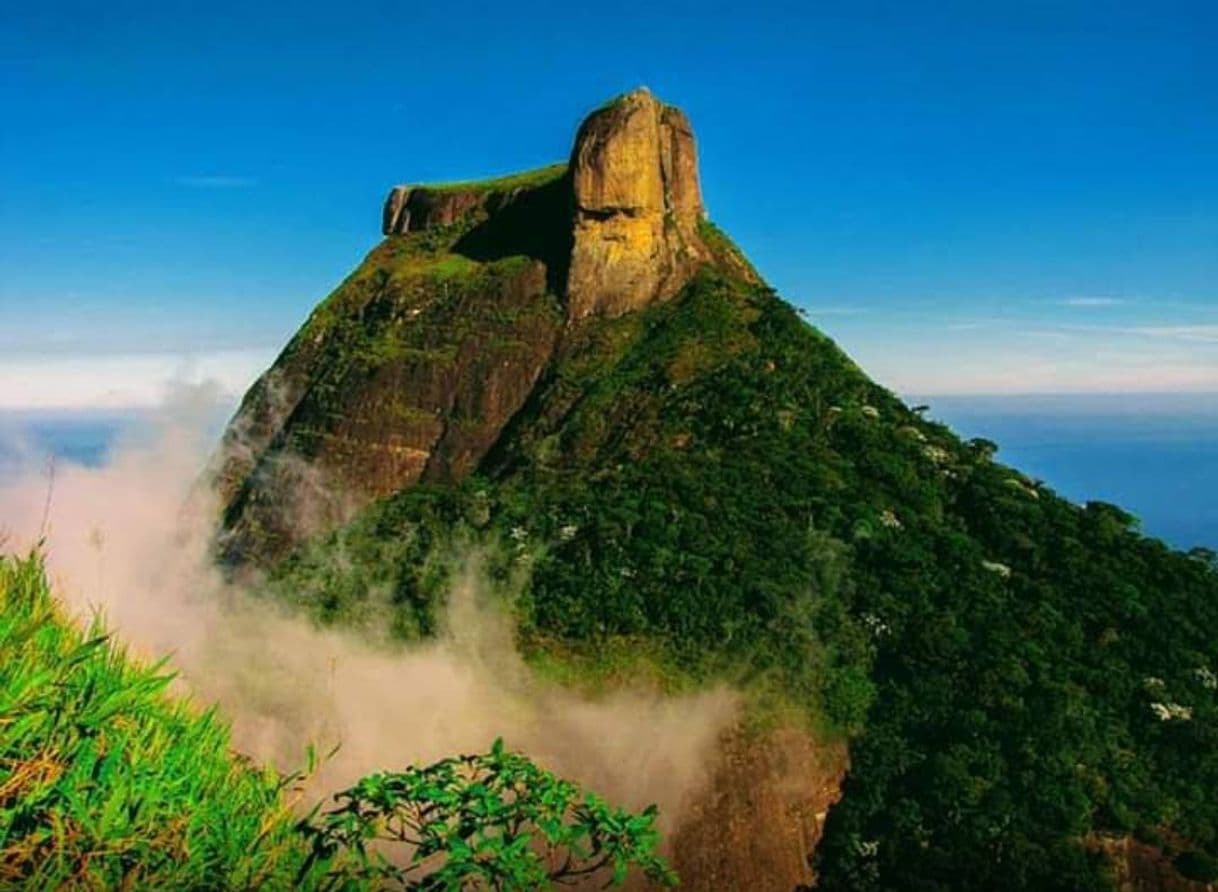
[214,246,563,564]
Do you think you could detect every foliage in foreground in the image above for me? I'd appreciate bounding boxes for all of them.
[0,551,311,888]
[0,552,674,890]
[299,737,675,890]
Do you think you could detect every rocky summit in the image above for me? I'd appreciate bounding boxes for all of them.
[212,89,1218,891]
[381,87,717,321]
[565,87,712,319]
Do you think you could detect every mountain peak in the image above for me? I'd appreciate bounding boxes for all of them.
[380,89,712,322]
[567,87,708,319]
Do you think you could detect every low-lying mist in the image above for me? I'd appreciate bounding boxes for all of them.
[0,383,737,831]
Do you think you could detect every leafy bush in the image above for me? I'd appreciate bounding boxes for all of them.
[298,738,675,890]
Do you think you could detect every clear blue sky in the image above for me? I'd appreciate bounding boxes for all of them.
[1,0,1215,407]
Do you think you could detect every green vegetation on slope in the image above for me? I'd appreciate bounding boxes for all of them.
[817,471,1218,889]
[420,162,567,195]
[0,552,310,888]
[261,255,1218,889]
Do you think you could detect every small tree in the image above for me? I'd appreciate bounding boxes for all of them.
[297,739,677,890]
[966,437,998,461]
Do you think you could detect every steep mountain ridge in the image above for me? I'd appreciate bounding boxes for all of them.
[213,89,1218,891]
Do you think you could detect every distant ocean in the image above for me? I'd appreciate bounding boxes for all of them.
[0,410,155,473]
[1,395,1214,550]
[921,393,1217,552]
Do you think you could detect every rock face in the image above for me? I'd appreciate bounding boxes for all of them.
[381,167,567,237]
[662,729,847,891]
[382,185,488,235]
[566,87,709,320]
[1090,837,1218,892]
[214,247,564,564]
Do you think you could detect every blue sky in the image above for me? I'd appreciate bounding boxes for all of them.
[1,0,1215,407]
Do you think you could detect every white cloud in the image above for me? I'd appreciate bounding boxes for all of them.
[0,349,273,410]
[828,318,1218,395]
[881,353,1218,395]
[1131,325,1218,343]
[1061,296,1126,307]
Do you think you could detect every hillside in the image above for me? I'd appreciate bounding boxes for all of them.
[213,88,1218,890]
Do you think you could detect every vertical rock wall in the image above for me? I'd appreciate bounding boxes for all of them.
[565,87,710,321]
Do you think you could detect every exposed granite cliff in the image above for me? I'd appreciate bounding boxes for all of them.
[663,729,847,891]
[565,87,710,320]
[214,247,562,560]
[381,163,567,237]
[378,87,714,322]
[1090,837,1218,892]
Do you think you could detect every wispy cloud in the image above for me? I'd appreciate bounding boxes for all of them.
[1015,328,1075,342]
[1131,325,1218,343]
[1041,323,1218,343]
[0,349,273,410]
[175,175,258,189]
[946,321,999,332]
[829,310,1218,395]
[1061,296,1126,308]
[950,320,1218,345]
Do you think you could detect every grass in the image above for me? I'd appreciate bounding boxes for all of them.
[428,253,480,280]
[420,162,567,195]
[0,551,317,889]
[521,635,702,699]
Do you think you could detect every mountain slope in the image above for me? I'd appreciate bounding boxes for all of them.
[213,89,1218,890]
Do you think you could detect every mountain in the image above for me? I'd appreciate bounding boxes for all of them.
[212,89,1218,891]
